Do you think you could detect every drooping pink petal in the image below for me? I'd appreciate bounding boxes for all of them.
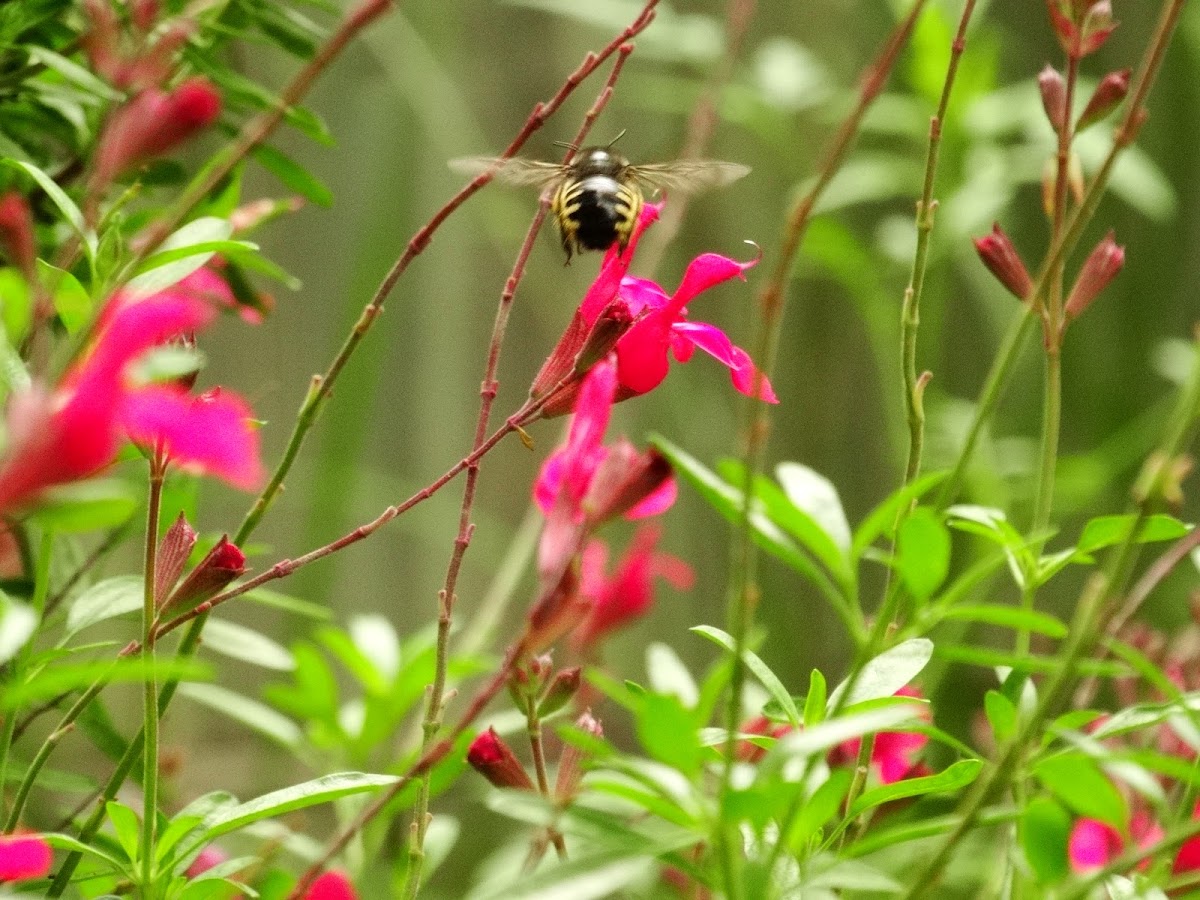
[614,312,673,395]
[673,322,777,402]
[0,833,52,882]
[81,290,215,387]
[667,252,755,316]
[121,386,264,489]
[303,869,358,900]
[572,526,660,649]
[1068,818,1123,872]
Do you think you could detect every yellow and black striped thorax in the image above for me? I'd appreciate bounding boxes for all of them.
[550,148,643,264]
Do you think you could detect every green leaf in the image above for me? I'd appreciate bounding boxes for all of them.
[0,267,32,345]
[692,625,801,725]
[28,479,138,534]
[177,683,301,747]
[896,507,951,601]
[470,855,655,900]
[770,461,853,585]
[245,588,332,621]
[829,638,933,708]
[804,668,827,727]
[788,768,851,851]
[66,575,143,635]
[939,604,1067,638]
[0,593,36,666]
[1033,754,1127,827]
[200,618,295,671]
[106,801,141,862]
[3,657,211,708]
[42,832,131,875]
[646,642,698,708]
[27,46,122,100]
[936,644,1127,677]
[849,759,982,816]
[1021,797,1071,883]
[5,159,96,260]
[188,773,398,850]
[852,471,946,561]
[1076,514,1190,555]
[984,690,1016,744]
[124,217,233,298]
[251,144,333,206]
[775,704,923,761]
[36,259,91,335]
[634,692,701,775]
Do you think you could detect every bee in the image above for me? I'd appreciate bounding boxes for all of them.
[450,139,749,264]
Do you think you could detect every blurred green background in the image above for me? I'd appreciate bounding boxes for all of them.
[166,0,1200,883]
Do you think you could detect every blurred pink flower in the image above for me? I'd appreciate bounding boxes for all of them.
[572,525,694,651]
[0,833,52,882]
[185,843,228,878]
[304,869,358,900]
[1067,810,1163,873]
[829,687,929,784]
[0,280,263,513]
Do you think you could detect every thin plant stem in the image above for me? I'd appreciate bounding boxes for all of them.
[401,44,638,898]
[900,0,977,487]
[0,531,53,828]
[718,3,927,894]
[140,458,165,894]
[526,706,567,864]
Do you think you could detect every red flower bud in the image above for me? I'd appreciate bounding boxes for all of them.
[94,78,221,186]
[155,511,198,606]
[1078,1,1117,56]
[1077,69,1131,132]
[1038,65,1067,132]
[1065,232,1124,320]
[538,666,582,718]
[973,223,1033,300]
[0,192,36,281]
[159,535,245,616]
[1046,0,1116,58]
[467,728,535,791]
[531,300,635,417]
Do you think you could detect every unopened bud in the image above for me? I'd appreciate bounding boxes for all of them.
[0,193,36,281]
[1038,65,1067,132]
[131,0,160,31]
[1078,1,1117,56]
[1065,231,1124,320]
[1077,69,1131,132]
[154,512,198,606]
[538,667,582,718]
[159,535,245,617]
[973,223,1033,301]
[554,710,603,803]
[467,728,535,791]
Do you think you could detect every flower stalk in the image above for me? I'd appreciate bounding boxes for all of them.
[140,453,166,893]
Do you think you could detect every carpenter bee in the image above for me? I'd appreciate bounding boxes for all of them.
[450,140,749,263]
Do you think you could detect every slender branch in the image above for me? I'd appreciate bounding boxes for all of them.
[401,44,637,899]
[718,4,929,895]
[140,460,165,893]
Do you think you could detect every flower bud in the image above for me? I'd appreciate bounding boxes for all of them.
[467,728,535,791]
[582,443,674,526]
[1078,1,1117,56]
[1076,69,1131,132]
[0,193,36,281]
[94,78,221,186]
[1038,65,1067,132]
[554,710,603,803]
[538,667,582,718]
[1065,231,1124,320]
[973,223,1033,300]
[302,869,358,900]
[159,535,245,616]
[155,511,198,606]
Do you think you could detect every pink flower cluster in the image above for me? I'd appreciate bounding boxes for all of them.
[0,269,264,515]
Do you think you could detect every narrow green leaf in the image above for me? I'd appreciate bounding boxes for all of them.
[27,46,122,99]
[106,801,141,862]
[984,690,1016,744]
[36,259,91,335]
[1076,513,1190,555]
[788,768,851,851]
[251,144,333,206]
[635,692,701,775]
[200,618,295,671]
[177,683,301,747]
[1021,797,1071,883]
[3,658,211,708]
[1033,754,1127,827]
[6,159,96,260]
[775,704,922,760]
[804,668,827,727]
[66,575,143,635]
[940,604,1067,638]
[0,267,32,344]
[829,638,933,708]
[0,594,36,666]
[936,644,1127,677]
[124,217,233,298]
[896,508,951,601]
[849,759,982,816]
[691,625,800,725]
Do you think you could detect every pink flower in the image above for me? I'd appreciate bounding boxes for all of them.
[572,525,694,650]
[0,833,52,882]
[533,359,676,577]
[185,844,228,878]
[1068,810,1164,873]
[0,280,263,513]
[830,687,929,784]
[304,870,357,900]
[613,254,774,402]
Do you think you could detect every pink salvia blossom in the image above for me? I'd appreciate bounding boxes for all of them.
[0,833,52,882]
[830,686,929,784]
[185,844,228,878]
[1068,818,1123,872]
[572,525,694,650]
[303,870,358,900]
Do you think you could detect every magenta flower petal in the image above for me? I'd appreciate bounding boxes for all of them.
[619,276,671,316]
[1068,818,1123,872]
[304,869,358,900]
[668,252,755,315]
[672,322,778,402]
[83,291,215,385]
[579,204,663,325]
[624,475,677,519]
[0,833,52,881]
[615,314,673,395]
[122,386,264,489]
[534,452,566,514]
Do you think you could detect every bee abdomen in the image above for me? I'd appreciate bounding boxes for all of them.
[557,176,641,257]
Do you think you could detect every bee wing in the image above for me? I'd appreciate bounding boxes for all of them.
[447,156,567,188]
[628,160,751,194]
